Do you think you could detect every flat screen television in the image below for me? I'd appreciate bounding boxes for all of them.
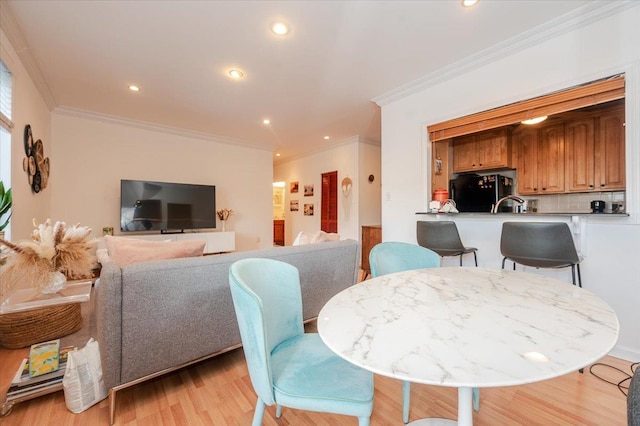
[120,179,216,233]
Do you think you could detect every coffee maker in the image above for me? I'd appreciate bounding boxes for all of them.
[590,200,605,213]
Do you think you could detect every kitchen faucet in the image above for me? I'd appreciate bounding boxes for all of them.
[491,195,526,214]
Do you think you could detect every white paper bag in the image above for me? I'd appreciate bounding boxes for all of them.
[62,338,108,413]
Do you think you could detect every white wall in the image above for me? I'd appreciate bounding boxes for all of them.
[50,112,273,251]
[1,29,52,240]
[274,136,381,246]
[358,141,382,228]
[379,6,640,360]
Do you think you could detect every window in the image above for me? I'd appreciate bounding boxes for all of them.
[0,59,13,131]
[0,59,13,238]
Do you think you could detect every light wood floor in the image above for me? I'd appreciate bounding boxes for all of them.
[0,271,634,425]
[0,324,634,426]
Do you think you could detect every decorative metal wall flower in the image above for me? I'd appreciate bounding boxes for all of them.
[0,219,97,300]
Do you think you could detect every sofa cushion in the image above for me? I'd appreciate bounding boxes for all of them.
[104,236,205,267]
[310,230,340,244]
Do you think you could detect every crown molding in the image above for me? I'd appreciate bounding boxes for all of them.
[0,0,56,110]
[54,106,274,151]
[372,1,639,107]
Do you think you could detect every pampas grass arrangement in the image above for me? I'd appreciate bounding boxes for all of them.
[0,219,97,301]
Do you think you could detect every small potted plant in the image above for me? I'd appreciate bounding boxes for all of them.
[0,181,11,266]
[216,208,234,232]
[0,181,11,236]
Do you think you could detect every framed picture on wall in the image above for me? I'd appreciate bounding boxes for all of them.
[290,181,299,193]
[290,200,299,211]
[304,203,314,216]
[304,184,314,197]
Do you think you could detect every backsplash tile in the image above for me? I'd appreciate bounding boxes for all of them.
[521,191,625,214]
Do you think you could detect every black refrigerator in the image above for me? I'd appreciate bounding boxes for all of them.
[449,174,514,213]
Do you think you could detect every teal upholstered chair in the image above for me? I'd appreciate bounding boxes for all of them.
[369,242,480,423]
[229,258,374,426]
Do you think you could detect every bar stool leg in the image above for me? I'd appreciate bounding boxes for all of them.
[577,264,582,288]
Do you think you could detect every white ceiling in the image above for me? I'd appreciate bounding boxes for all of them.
[4,0,592,164]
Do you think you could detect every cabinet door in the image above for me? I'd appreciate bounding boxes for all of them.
[538,123,565,193]
[361,226,382,275]
[597,108,625,190]
[476,129,510,169]
[452,135,477,172]
[566,118,595,192]
[516,129,538,195]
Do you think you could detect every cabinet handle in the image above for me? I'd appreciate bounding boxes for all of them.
[601,184,605,187]
[542,188,546,191]
[589,185,594,188]
[478,163,483,167]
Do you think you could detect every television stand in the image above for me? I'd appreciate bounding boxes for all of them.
[160,230,185,235]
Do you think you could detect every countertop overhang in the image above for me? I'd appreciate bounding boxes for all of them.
[415,211,630,217]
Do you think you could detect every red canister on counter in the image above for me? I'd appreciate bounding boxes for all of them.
[432,188,449,205]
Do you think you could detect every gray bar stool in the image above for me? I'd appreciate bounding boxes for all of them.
[500,222,582,287]
[416,221,478,266]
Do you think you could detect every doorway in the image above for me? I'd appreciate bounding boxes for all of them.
[321,171,338,233]
[273,182,285,246]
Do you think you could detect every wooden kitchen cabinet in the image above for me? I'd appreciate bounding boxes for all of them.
[452,128,511,173]
[515,122,565,195]
[538,123,565,194]
[361,225,381,278]
[566,106,625,192]
[515,128,538,194]
[597,107,625,190]
[566,118,596,192]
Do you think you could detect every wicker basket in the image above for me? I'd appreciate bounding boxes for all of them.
[0,303,82,349]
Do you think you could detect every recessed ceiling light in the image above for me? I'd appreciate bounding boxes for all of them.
[462,0,479,7]
[229,69,245,79]
[263,119,271,125]
[128,85,140,92]
[324,136,330,140]
[521,116,548,125]
[276,153,281,157]
[271,22,289,36]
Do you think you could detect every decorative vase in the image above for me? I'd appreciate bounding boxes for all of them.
[40,271,67,294]
[221,221,227,232]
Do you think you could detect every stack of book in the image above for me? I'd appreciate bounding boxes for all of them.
[5,345,74,402]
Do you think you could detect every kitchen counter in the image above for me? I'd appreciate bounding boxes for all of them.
[416,211,629,217]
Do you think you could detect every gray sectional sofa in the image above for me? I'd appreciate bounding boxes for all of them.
[94,239,360,424]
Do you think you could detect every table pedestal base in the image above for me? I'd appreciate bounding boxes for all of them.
[409,419,456,426]
[407,387,473,426]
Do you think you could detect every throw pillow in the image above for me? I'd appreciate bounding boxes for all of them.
[103,236,206,267]
[292,231,310,246]
[310,230,340,244]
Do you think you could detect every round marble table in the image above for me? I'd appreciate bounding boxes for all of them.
[317,267,619,425]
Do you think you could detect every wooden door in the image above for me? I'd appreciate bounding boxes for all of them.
[321,171,338,233]
[566,118,595,192]
[273,220,284,246]
[597,107,625,190]
[516,129,539,195]
[538,123,565,194]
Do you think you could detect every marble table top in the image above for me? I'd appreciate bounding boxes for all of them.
[318,267,619,388]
